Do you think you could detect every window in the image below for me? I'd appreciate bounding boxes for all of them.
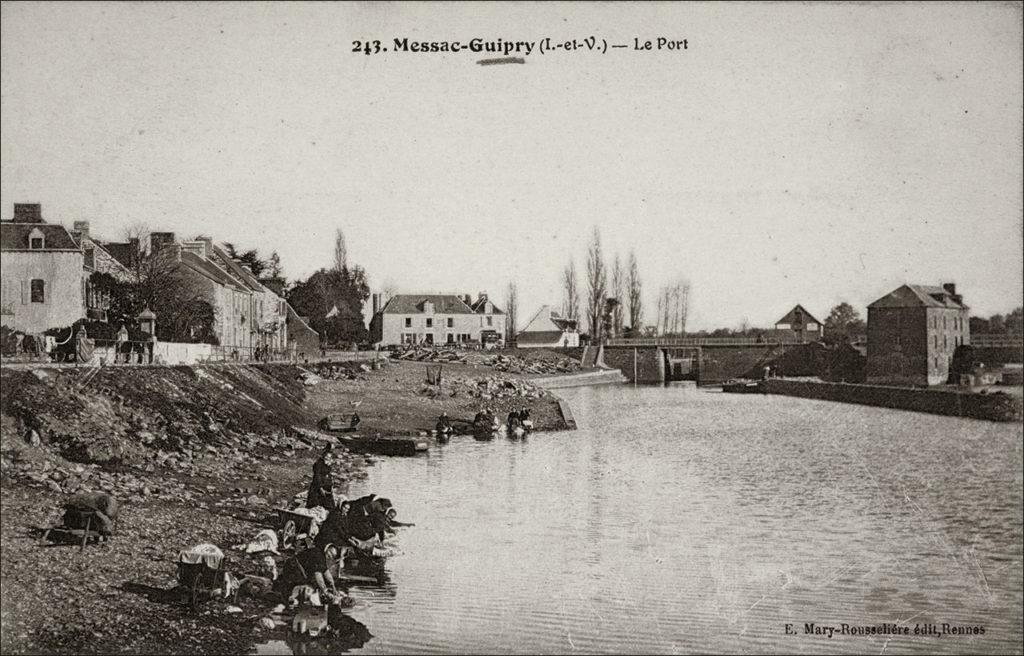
[934,335,938,348]
[447,318,454,328]
[84,247,95,269]
[486,317,493,326]
[426,318,433,328]
[942,316,946,329]
[30,279,45,303]
[405,317,412,328]
[30,238,43,249]
[447,333,454,344]
[943,336,948,350]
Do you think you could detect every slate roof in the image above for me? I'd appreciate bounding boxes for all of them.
[868,284,968,310]
[211,245,266,293]
[520,305,578,335]
[775,304,822,327]
[0,222,81,251]
[469,297,505,315]
[381,294,474,314]
[98,241,139,269]
[180,251,249,291]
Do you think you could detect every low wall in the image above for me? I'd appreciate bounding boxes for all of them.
[602,347,665,383]
[699,345,783,385]
[763,379,1022,422]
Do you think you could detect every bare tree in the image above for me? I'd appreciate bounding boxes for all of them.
[610,254,624,337]
[657,278,691,336]
[627,250,643,334]
[562,258,580,323]
[504,282,518,346]
[333,228,347,272]
[381,279,398,304]
[585,227,607,340]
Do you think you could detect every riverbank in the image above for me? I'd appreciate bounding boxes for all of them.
[762,378,1023,422]
[0,356,575,654]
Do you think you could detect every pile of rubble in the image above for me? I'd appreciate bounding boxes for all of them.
[307,359,388,382]
[475,353,581,375]
[418,374,547,401]
[391,347,467,363]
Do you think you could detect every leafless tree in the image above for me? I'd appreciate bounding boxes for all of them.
[562,258,580,324]
[333,228,347,272]
[585,227,607,339]
[610,254,624,337]
[627,250,643,334]
[656,278,691,336]
[504,282,518,345]
[381,279,398,304]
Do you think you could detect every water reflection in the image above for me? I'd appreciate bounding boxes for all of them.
[262,384,1023,654]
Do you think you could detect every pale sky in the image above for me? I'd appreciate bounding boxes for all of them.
[2,2,1021,330]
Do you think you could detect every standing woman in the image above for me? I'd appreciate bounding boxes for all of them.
[307,445,335,509]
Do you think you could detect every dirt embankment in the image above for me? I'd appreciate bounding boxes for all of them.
[0,363,367,655]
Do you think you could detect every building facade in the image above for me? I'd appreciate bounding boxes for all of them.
[772,304,823,343]
[517,304,579,348]
[371,293,504,346]
[866,283,970,386]
[0,204,85,333]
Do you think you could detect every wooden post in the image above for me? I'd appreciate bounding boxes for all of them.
[633,348,638,384]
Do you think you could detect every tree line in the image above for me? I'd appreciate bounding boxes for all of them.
[555,226,688,342]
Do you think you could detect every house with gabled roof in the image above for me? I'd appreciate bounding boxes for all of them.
[370,292,503,346]
[517,305,579,348]
[770,304,823,343]
[0,204,85,333]
[866,283,970,385]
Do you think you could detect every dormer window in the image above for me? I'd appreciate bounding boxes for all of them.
[29,228,45,249]
[422,301,434,314]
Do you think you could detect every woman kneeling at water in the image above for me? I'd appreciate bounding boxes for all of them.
[274,543,342,605]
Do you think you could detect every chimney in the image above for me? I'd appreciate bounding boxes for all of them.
[942,283,956,296]
[149,232,176,253]
[181,240,206,258]
[372,293,381,315]
[463,294,472,306]
[13,203,43,223]
[478,291,488,303]
[197,236,213,259]
[73,221,90,240]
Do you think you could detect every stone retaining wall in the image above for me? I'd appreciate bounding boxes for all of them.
[763,379,1022,422]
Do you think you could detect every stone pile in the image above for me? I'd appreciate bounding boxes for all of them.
[477,354,581,375]
[393,347,467,363]
[418,375,547,401]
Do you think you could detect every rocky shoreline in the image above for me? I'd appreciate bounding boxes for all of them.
[0,354,576,654]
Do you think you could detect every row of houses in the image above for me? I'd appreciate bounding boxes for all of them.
[0,203,320,358]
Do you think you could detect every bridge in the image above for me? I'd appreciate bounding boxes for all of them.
[603,334,1022,384]
[602,338,815,385]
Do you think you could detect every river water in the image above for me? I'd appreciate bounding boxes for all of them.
[257,383,1023,654]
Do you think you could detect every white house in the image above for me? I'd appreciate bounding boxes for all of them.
[370,292,505,346]
[0,204,85,333]
[516,305,579,348]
